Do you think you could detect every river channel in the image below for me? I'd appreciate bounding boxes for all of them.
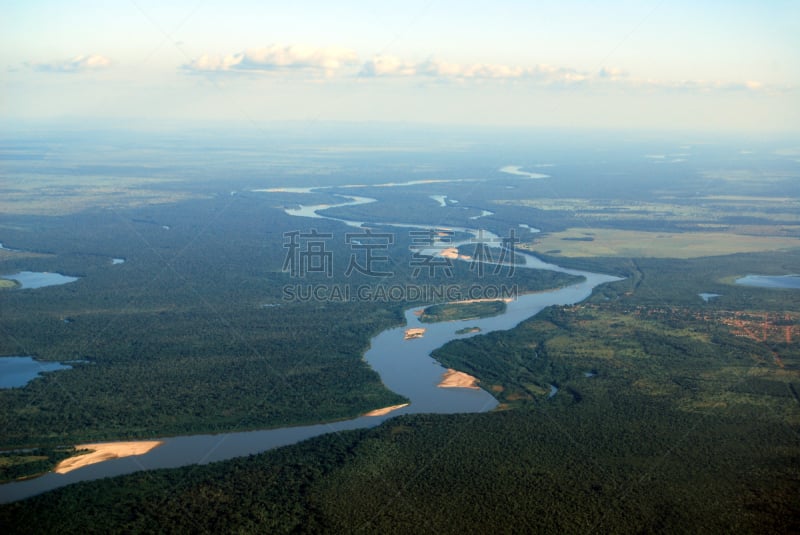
[0,188,620,503]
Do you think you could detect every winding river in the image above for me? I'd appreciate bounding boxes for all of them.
[0,187,620,503]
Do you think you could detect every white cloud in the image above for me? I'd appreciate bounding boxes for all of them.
[360,55,418,77]
[185,45,358,75]
[420,60,528,79]
[597,67,628,80]
[359,55,773,94]
[630,77,771,93]
[184,46,773,95]
[29,54,112,73]
[360,55,590,85]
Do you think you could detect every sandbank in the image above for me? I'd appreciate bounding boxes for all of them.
[363,403,410,417]
[438,369,480,389]
[54,441,163,474]
[404,328,426,340]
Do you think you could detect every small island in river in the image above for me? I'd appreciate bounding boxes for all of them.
[404,328,426,340]
[456,326,481,335]
[419,300,507,323]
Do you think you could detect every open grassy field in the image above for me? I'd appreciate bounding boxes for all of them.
[495,196,800,226]
[0,176,201,215]
[523,227,800,258]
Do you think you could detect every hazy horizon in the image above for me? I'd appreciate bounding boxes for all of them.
[3,1,799,133]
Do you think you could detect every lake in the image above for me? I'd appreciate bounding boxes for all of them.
[2,271,79,289]
[0,357,72,389]
[735,274,800,289]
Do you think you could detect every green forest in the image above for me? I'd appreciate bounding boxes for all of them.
[2,246,798,533]
[418,299,506,323]
[0,448,85,484]
[2,137,799,532]
[0,194,577,454]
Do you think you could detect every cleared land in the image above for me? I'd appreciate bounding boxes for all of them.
[0,279,17,289]
[0,167,205,216]
[496,196,800,225]
[524,227,800,258]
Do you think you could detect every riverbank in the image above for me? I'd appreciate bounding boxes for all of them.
[0,187,619,504]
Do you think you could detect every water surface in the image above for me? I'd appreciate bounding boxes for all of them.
[0,264,617,503]
[0,357,71,389]
[2,271,79,289]
[735,274,800,289]
[0,187,620,503]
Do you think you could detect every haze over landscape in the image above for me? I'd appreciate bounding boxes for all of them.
[1,2,799,533]
[2,0,798,131]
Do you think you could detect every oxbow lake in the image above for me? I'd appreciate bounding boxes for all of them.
[735,274,800,289]
[0,357,71,389]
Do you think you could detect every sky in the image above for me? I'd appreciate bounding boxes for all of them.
[2,0,799,132]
